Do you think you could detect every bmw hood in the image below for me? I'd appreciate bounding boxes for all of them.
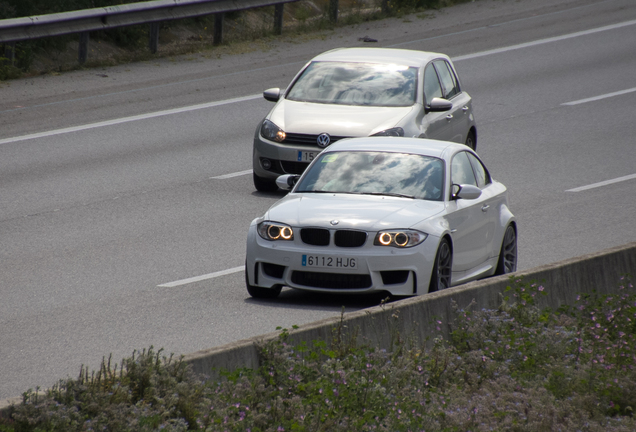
[264,193,445,231]
[268,99,415,137]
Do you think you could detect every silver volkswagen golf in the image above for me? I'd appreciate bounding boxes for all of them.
[252,47,477,191]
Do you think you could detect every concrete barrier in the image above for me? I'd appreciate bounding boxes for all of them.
[2,241,635,415]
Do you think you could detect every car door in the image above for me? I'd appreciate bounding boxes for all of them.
[445,151,495,273]
[420,62,453,140]
[466,152,499,258]
[433,59,472,144]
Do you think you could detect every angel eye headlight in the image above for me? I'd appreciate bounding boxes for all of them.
[374,230,427,248]
[394,232,409,247]
[258,222,294,241]
[260,120,286,142]
[378,232,393,246]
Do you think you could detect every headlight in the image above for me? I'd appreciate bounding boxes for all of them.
[261,120,286,142]
[374,230,427,248]
[258,221,294,241]
[371,127,404,137]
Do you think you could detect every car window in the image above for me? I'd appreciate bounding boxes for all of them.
[467,152,491,187]
[286,62,417,107]
[434,60,459,99]
[296,151,445,201]
[451,151,477,187]
[423,63,443,106]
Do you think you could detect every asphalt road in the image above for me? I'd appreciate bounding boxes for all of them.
[2,0,636,400]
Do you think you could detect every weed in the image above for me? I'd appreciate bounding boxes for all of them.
[2,0,482,79]
[2,278,635,431]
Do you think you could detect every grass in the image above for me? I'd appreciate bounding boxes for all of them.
[1,276,634,431]
[1,0,477,79]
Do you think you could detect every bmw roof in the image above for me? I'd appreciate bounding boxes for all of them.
[321,136,471,159]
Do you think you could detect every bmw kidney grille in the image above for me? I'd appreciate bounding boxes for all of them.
[300,228,367,247]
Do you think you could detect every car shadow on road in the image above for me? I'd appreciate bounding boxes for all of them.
[251,189,288,198]
[244,287,400,313]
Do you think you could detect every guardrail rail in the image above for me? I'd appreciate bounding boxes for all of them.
[0,0,343,65]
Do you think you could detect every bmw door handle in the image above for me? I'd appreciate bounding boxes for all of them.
[462,106,470,112]
[481,205,490,212]
[446,114,453,120]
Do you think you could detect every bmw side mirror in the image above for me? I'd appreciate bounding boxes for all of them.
[263,88,281,102]
[452,184,481,200]
[276,174,300,191]
[426,97,452,113]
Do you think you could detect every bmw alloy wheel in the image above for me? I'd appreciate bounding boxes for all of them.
[245,263,282,299]
[429,239,452,292]
[496,225,517,275]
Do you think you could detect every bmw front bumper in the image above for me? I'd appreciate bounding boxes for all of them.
[245,223,440,296]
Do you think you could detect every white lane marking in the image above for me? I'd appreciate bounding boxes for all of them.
[566,174,636,192]
[158,266,244,288]
[562,87,636,106]
[3,19,635,147]
[211,169,253,179]
[0,94,261,146]
[0,62,306,115]
[452,19,636,61]
[390,0,615,49]
[162,19,636,288]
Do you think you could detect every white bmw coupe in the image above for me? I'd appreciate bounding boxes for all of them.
[245,137,517,298]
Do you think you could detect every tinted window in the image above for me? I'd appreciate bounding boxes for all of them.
[423,64,443,105]
[434,60,459,99]
[286,62,417,107]
[451,151,477,186]
[467,152,491,187]
[296,151,445,201]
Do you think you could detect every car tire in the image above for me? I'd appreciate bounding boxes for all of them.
[495,224,517,275]
[253,173,278,192]
[245,263,282,298]
[465,130,477,151]
[428,238,452,293]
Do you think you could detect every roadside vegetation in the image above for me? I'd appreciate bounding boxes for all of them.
[1,0,474,80]
[1,277,634,431]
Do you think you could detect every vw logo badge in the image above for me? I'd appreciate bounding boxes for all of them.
[317,133,331,148]
[330,220,339,226]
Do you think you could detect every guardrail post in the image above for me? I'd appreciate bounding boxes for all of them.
[329,0,338,23]
[149,22,160,53]
[213,13,223,45]
[380,0,390,14]
[2,43,15,66]
[78,32,89,64]
[273,4,284,35]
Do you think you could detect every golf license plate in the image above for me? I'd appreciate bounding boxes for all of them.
[302,255,357,269]
[298,151,319,162]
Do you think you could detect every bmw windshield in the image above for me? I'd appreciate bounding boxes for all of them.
[286,62,418,107]
[295,151,444,201]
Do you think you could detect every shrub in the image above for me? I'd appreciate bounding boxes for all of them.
[2,278,634,431]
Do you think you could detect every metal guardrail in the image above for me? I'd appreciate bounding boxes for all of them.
[0,0,340,65]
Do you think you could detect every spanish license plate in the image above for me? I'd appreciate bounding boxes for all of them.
[298,151,319,162]
[302,255,357,269]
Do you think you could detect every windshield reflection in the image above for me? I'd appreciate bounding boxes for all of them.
[286,62,417,107]
[295,151,444,201]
